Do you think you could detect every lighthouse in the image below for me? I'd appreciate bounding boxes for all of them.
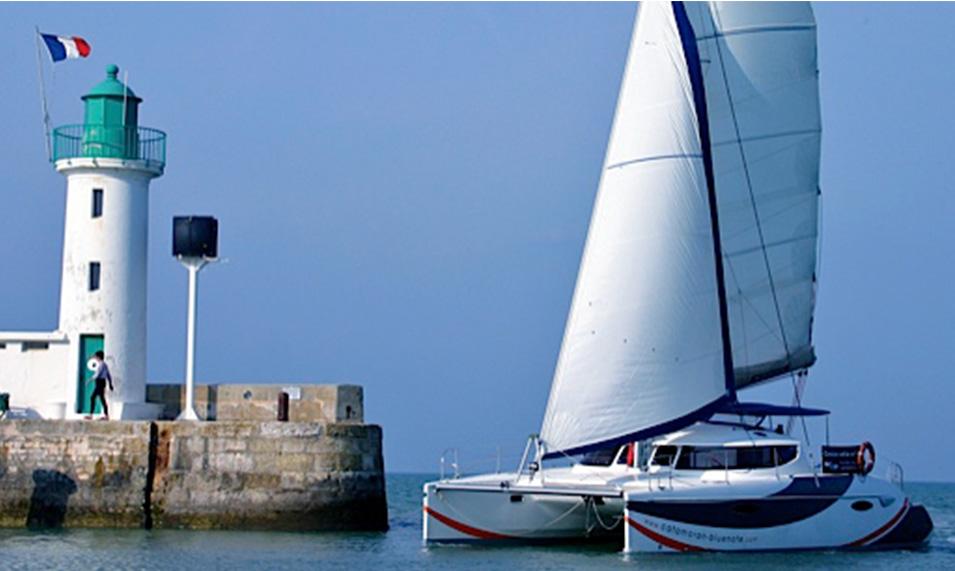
[51,64,165,419]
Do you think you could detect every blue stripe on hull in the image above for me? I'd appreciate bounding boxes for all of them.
[627,475,852,529]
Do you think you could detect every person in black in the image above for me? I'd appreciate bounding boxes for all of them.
[88,350,114,420]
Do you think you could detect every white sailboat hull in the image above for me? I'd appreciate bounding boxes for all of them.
[624,474,919,552]
[424,472,929,551]
[423,473,625,543]
[424,424,932,550]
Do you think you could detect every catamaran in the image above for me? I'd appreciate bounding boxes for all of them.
[423,1,932,552]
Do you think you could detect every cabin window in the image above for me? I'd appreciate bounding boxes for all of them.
[772,445,798,466]
[616,446,631,465]
[89,262,101,291]
[675,445,798,470]
[579,446,618,467]
[22,341,49,351]
[92,188,103,218]
[651,445,678,467]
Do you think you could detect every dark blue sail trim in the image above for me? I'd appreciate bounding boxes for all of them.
[541,396,732,460]
[673,1,737,400]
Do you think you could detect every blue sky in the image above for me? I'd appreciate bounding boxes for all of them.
[1,2,953,479]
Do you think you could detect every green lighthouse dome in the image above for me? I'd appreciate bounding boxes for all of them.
[82,64,142,129]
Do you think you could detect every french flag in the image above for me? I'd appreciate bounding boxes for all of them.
[41,34,91,62]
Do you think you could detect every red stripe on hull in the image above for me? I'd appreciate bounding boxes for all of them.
[424,505,516,540]
[625,515,706,552]
[846,499,909,547]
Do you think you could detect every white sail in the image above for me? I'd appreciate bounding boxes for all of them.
[539,2,729,458]
[687,2,821,388]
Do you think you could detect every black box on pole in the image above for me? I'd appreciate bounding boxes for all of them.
[173,216,218,258]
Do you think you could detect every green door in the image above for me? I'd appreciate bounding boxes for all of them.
[77,335,104,414]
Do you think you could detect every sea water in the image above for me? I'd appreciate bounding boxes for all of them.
[0,475,952,570]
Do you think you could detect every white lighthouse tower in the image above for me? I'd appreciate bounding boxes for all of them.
[53,64,165,419]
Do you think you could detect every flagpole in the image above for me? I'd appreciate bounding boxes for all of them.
[123,70,129,125]
[34,27,53,161]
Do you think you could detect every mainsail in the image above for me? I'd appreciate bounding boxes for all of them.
[687,2,821,388]
[539,2,731,458]
[539,1,821,457]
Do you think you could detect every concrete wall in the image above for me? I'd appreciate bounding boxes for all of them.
[0,419,386,531]
[146,384,364,423]
[0,333,71,419]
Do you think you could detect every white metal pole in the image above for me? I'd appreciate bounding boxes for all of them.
[34,27,53,161]
[178,261,202,420]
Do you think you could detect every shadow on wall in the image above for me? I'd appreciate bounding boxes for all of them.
[26,469,77,529]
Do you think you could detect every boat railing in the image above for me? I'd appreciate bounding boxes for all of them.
[440,448,460,480]
[439,447,525,481]
[884,458,905,489]
[646,465,675,491]
[516,434,541,480]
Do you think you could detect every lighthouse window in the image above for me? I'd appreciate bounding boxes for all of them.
[92,188,103,218]
[89,262,101,291]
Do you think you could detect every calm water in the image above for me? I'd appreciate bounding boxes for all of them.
[0,474,952,570]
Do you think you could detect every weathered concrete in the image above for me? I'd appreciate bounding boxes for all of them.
[0,419,386,531]
[146,384,364,423]
[151,421,386,530]
[0,420,150,528]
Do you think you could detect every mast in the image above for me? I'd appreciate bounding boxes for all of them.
[673,1,736,401]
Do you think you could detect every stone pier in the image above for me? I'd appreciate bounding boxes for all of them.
[0,419,387,531]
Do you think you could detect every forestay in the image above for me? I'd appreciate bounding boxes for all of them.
[539,3,729,459]
[686,2,821,388]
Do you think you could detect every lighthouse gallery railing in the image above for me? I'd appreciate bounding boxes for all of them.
[51,125,166,167]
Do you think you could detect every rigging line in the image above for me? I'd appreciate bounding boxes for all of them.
[787,370,807,434]
[722,209,815,359]
[709,13,794,371]
[814,184,824,294]
[722,256,751,376]
[719,191,817,243]
[724,232,816,259]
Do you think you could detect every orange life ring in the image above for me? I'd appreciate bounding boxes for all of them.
[856,441,875,475]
